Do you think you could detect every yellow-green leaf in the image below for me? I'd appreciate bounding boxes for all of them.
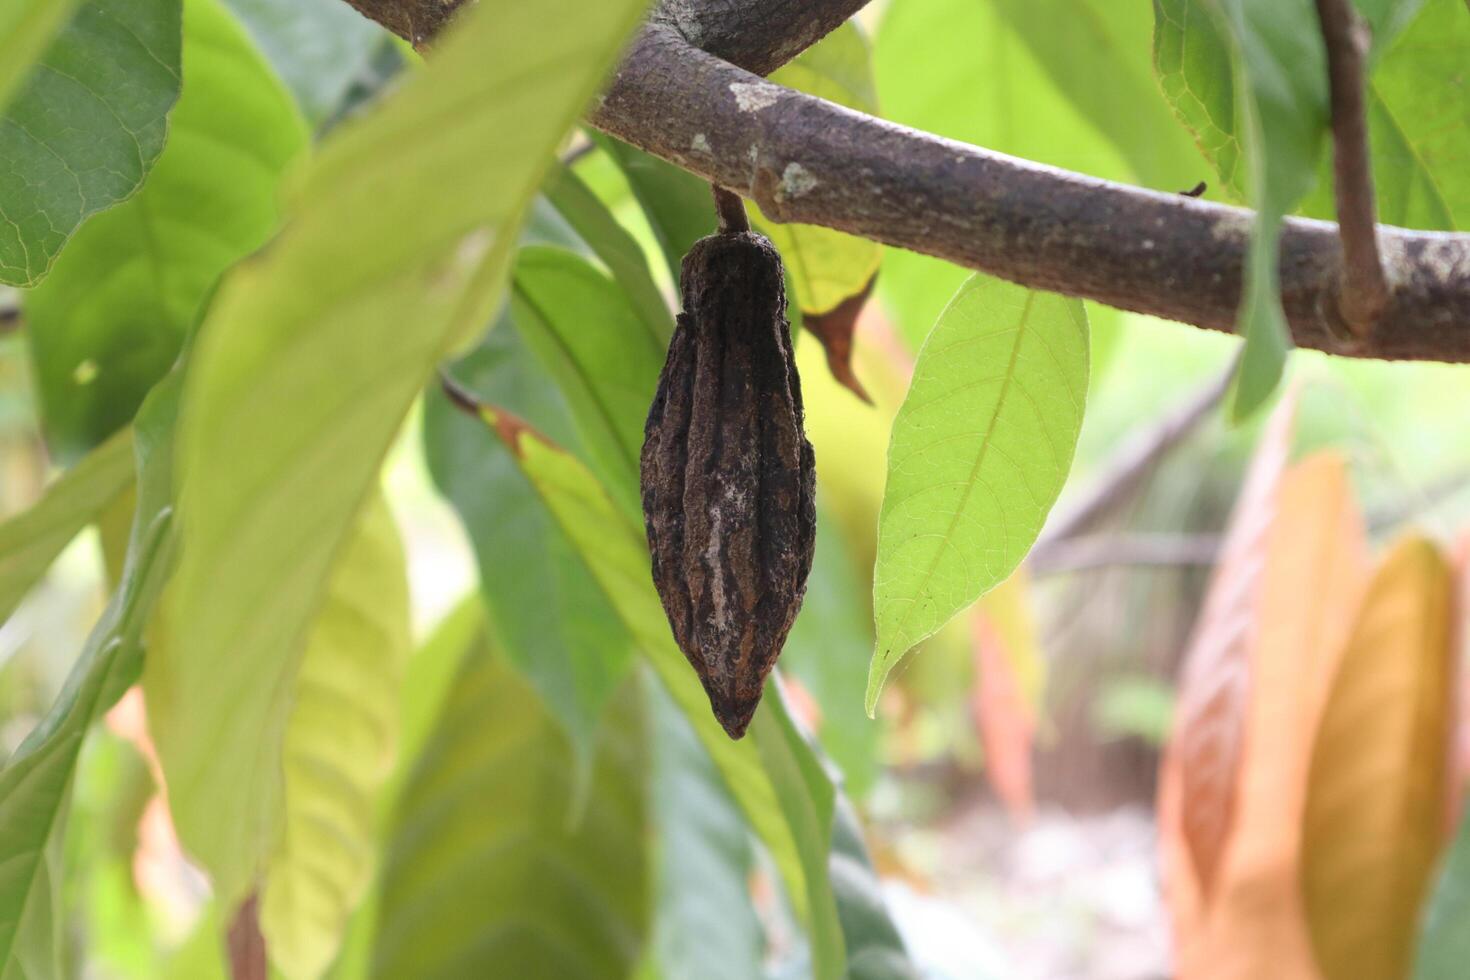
[0,1,79,110]
[261,493,410,980]
[145,0,649,909]
[1302,535,1455,980]
[0,430,133,626]
[868,275,1088,714]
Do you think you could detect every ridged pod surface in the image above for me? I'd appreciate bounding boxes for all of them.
[641,230,816,739]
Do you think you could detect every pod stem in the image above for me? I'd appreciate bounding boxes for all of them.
[711,184,751,234]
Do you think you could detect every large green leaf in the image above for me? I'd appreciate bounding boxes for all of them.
[0,1,80,110]
[23,0,307,459]
[471,403,917,980]
[868,275,1088,713]
[143,0,651,912]
[0,431,133,627]
[222,0,387,126]
[646,686,764,980]
[425,323,638,762]
[0,364,181,979]
[260,492,411,980]
[1155,0,1328,417]
[754,22,883,319]
[993,0,1202,193]
[510,245,665,518]
[371,642,649,980]
[0,0,182,287]
[873,0,1130,350]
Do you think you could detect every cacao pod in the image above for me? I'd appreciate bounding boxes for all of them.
[640,228,816,739]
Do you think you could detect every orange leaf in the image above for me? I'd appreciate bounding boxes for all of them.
[969,569,1043,823]
[1178,452,1369,979]
[1301,535,1455,980]
[1163,388,1298,899]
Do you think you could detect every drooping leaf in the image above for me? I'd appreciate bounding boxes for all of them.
[424,324,638,762]
[754,22,884,329]
[868,275,1089,714]
[0,0,183,287]
[969,570,1044,823]
[802,279,876,404]
[1302,535,1455,980]
[23,0,307,458]
[0,364,181,978]
[646,685,765,980]
[509,245,665,517]
[473,404,921,980]
[543,166,672,344]
[0,431,133,627]
[222,0,387,126]
[371,643,649,980]
[1152,0,1328,416]
[1170,451,1369,979]
[144,0,651,916]
[0,1,80,110]
[1161,388,1297,904]
[260,493,411,980]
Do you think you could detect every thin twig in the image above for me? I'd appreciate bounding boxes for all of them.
[712,184,750,234]
[1035,357,1238,548]
[0,302,19,336]
[1316,0,1389,334]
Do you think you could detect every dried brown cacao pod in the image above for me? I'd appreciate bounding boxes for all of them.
[640,224,816,740]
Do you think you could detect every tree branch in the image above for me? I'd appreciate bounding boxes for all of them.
[346,0,1470,364]
[1315,0,1388,333]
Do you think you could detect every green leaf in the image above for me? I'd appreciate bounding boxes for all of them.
[592,133,714,285]
[1153,0,1328,418]
[0,431,133,627]
[0,0,183,287]
[543,167,672,343]
[873,0,1133,349]
[646,687,764,980]
[144,0,651,911]
[0,363,182,978]
[992,0,1203,193]
[222,0,387,126]
[869,275,1088,714]
[424,324,638,761]
[510,245,666,517]
[755,22,883,318]
[472,406,916,980]
[260,492,411,980]
[1417,804,1470,979]
[22,0,307,459]
[0,1,80,110]
[371,641,649,980]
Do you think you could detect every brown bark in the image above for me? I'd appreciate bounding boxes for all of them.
[344,0,1470,364]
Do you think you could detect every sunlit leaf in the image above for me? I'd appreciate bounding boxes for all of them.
[1161,389,1297,904]
[144,0,650,912]
[23,0,307,458]
[371,641,649,980]
[260,493,411,980]
[868,275,1089,714]
[0,431,133,627]
[222,0,387,126]
[0,0,182,287]
[0,366,181,978]
[1302,536,1454,980]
